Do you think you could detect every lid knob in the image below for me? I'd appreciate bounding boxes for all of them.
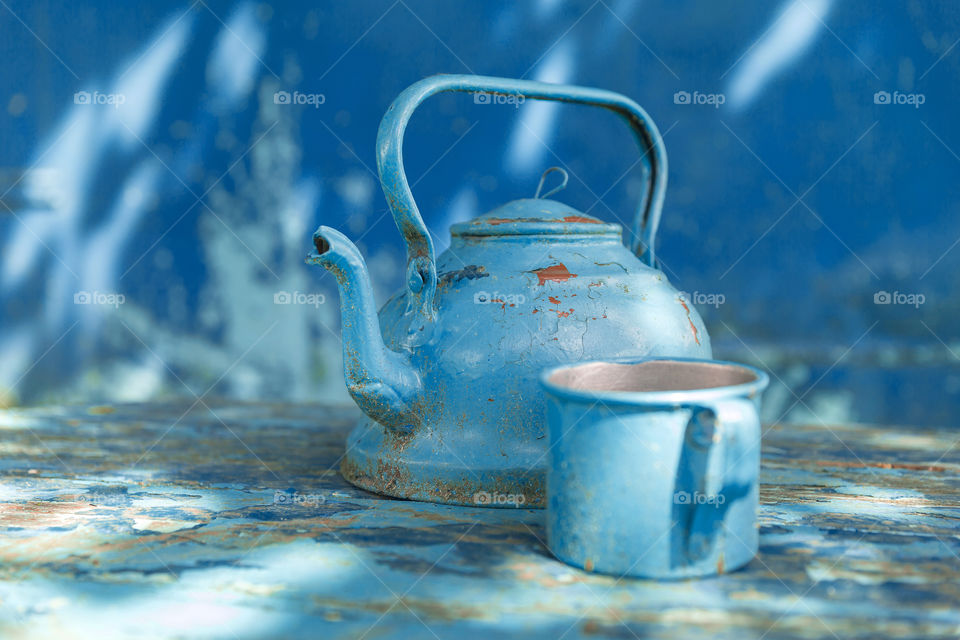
[534,166,569,200]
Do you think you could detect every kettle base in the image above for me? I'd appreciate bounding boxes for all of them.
[339,419,545,508]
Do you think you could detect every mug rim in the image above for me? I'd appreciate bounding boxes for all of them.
[539,356,770,404]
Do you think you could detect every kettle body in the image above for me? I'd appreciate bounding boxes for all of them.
[309,75,711,507]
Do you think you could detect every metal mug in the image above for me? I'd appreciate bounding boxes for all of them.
[540,357,768,579]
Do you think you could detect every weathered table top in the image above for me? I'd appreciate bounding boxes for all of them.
[0,402,957,639]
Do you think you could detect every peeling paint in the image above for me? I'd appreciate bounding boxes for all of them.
[0,404,955,638]
[679,298,701,345]
[531,264,578,285]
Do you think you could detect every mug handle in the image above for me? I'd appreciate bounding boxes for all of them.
[678,397,760,564]
[377,74,669,319]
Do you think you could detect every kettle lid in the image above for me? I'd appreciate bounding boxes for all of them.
[450,167,620,238]
[450,198,620,238]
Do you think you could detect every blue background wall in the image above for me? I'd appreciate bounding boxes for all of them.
[2,0,958,427]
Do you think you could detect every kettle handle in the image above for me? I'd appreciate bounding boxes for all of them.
[377,74,668,317]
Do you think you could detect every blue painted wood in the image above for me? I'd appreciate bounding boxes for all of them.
[0,403,957,639]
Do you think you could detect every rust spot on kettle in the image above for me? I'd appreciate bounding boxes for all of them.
[548,296,561,305]
[476,216,601,225]
[678,299,701,345]
[532,264,578,285]
[341,454,546,507]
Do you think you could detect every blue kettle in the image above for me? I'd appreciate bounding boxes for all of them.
[308,74,711,507]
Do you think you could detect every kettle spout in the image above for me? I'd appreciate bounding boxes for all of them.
[309,226,422,432]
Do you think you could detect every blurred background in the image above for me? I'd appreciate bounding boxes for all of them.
[1,0,958,427]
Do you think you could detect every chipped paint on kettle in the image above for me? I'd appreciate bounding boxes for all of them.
[308,74,712,507]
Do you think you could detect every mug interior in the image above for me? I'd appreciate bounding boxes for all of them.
[547,360,758,394]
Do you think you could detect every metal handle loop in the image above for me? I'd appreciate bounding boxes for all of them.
[376,74,669,316]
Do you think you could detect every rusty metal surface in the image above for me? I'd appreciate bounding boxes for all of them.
[0,402,957,639]
[309,74,714,508]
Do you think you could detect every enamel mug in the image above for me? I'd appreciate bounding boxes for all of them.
[541,358,768,578]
